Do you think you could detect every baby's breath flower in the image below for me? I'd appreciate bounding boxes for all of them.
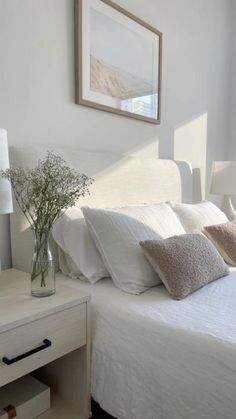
[1,151,94,230]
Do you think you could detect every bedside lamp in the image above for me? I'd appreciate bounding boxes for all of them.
[210,161,236,220]
[0,128,13,271]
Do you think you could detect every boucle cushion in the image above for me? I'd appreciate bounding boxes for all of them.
[168,201,228,233]
[204,221,236,266]
[140,234,229,300]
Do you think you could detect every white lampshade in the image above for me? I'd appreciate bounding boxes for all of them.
[0,129,13,214]
[210,161,236,196]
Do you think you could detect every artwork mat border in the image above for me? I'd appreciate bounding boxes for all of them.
[75,0,162,124]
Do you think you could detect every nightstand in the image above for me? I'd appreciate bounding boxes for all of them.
[0,269,91,419]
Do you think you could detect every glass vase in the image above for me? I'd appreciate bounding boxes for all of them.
[31,229,55,297]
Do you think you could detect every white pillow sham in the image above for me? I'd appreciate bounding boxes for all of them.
[57,247,81,278]
[168,200,228,233]
[82,203,186,294]
[52,208,109,283]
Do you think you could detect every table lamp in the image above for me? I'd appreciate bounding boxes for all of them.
[0,128,13,271]
[210,161,236,220]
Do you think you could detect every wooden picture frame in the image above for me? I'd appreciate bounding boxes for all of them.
[75,0,162,124]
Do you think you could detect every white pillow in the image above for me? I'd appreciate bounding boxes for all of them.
[168,201,228,233]
[52,208,109,283]
[82,203,186,294]
[57,247,82,278]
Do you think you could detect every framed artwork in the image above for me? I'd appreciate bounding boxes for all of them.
[75,0,162,124]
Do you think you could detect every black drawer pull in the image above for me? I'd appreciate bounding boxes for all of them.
[2,339,52,365]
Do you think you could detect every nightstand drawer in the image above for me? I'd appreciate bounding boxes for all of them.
[0,303,86,387]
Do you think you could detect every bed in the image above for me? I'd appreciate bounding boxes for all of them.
[9,147,236,419]
[60,270,236,419]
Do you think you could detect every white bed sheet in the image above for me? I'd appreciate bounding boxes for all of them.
[57,269,236,419]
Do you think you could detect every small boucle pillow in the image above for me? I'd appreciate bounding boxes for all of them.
[140,234,229,300]
[204,221,236,266]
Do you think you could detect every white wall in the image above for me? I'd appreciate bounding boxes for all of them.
[0,0,233,268]
[228,0,236,158]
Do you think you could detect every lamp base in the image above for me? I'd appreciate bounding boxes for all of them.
[222,196,236,221]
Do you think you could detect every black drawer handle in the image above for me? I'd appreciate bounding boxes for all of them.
[2,339,52,365]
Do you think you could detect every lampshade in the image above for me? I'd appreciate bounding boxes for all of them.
[210,161,236,196]
[0,128,13,214]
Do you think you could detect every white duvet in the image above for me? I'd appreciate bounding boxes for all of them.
[57,269,236,419]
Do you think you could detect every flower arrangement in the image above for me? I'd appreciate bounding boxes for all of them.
[1,152,93,296]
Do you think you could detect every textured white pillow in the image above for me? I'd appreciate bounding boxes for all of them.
[82,204,186,294]
[168,200,228,233]
[52,208,109,283]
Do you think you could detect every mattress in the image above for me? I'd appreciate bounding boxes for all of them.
[57,268,236,419]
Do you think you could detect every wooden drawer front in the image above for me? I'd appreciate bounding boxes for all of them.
[0,303,86,387]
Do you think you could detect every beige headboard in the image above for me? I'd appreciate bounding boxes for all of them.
[9,146,193,272]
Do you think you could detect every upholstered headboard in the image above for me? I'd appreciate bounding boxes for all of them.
[9,146,193,272]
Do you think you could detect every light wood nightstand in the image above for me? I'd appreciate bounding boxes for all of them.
[0,269,91,419]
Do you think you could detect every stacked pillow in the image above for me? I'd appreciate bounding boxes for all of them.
[53,200,231,299]
[168,200,228,232]
[52,208,109,283]
[81,203,185,294]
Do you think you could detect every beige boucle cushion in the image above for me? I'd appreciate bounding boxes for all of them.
[204,221,236,266]
[140,234,229,300]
